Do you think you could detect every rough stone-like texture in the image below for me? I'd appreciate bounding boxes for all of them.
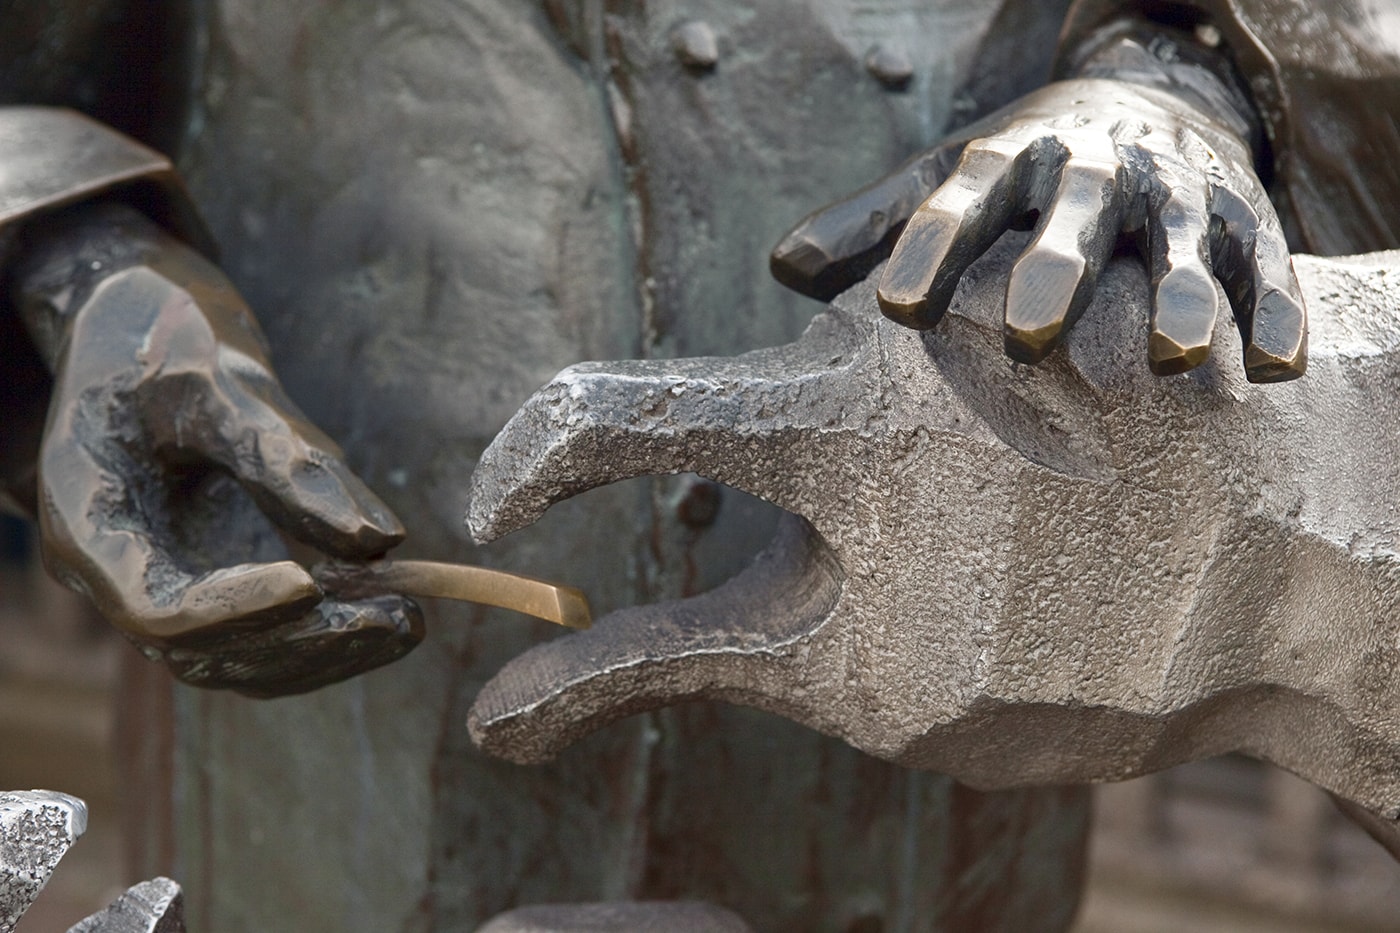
[468,239,1400,832]
[114,1,1086,931]
[68,878,185,933]
[476,901,751,933]
[0,790,86,932]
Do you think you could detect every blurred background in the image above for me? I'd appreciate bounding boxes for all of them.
[4,511,1400,932]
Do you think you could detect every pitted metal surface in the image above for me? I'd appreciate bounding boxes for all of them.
[67,878,185,933]
[468,240,1400,833]
[0,791,185,933]
[0,790,87,932]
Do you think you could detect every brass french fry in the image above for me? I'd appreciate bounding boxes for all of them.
[317,559,592,630]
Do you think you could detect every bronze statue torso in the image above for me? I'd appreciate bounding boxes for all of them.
[17,0,1398,927]
[106,2,1086,929]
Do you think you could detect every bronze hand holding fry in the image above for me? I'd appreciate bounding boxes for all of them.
[12,202,423,696]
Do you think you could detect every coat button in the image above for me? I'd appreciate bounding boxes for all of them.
[865,44,913,91]
[672,21,720,71]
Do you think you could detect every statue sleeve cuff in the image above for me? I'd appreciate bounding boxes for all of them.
[0,107,215,260]
[1053,9,1268,177]
[0,107,215,511]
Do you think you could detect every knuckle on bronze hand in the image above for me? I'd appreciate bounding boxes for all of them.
[1145,182,1218,375]
[956,137,1022,179]
[139,370,230,455]
[1208,185,1261,243]
[877,228,961,327]
[191,377,405,552]
[118,275,220,373]
[920,146,958,189]
[1004,244,1089,363]
[1149,266,1219,375]
[1003,160,1123,363]
[212,387,329,485]
[245,453,403,555]
[1202,186,1306,381]
[232,374,348,462]
[878,149,1031,329]
[771,144,963,301]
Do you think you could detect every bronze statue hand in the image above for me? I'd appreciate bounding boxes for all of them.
[12,202,422,697]
[772,77,1306,382]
